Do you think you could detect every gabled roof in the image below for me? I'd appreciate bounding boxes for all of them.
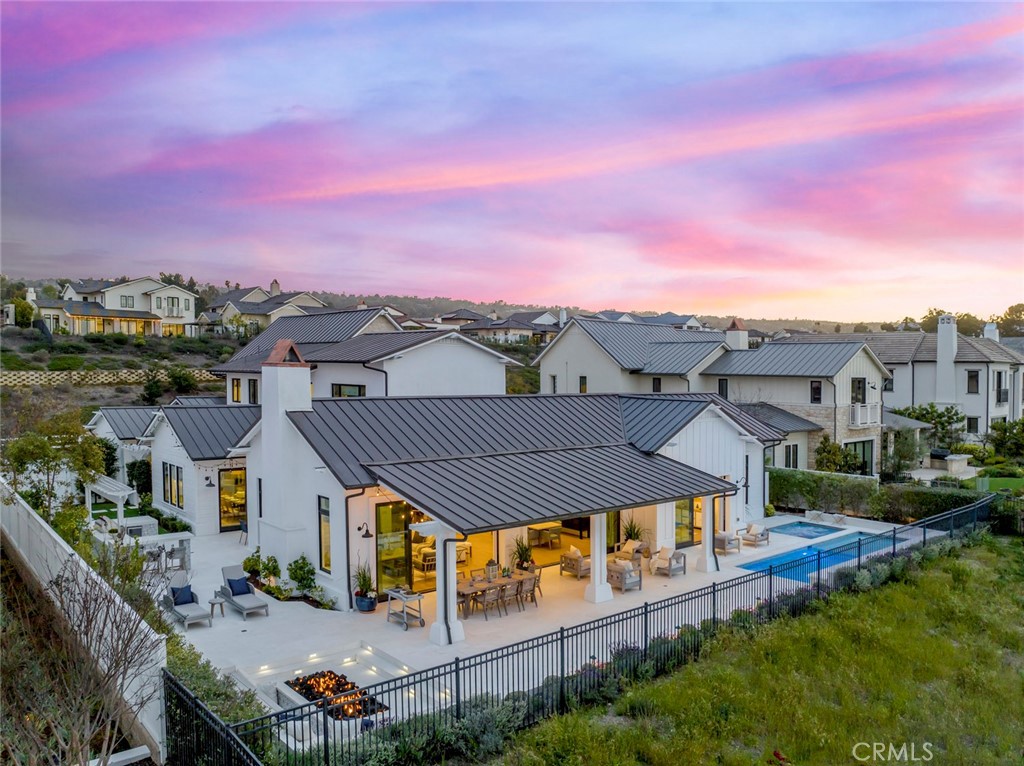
[439,308,486,321]
[152,405,261,461]
[59,301,159,320]
[702,341,872,378]
[88,406,160,440]
[540,316,725,370]
[66,278,116,294]
[882,407,934,432]
[640,341,723,375]
[224,300,304,317]
[230,309,397,359]
[735,403,822,434]
[208,287,264,310]
[369,444,736,534]
[303,331,519,365]
[640,312,701,326]
[775,332,1024,365]
[171,395,224,406]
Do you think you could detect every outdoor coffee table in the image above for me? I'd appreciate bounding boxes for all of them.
[384,588,425,631]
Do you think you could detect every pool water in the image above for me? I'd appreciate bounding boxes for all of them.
[770,521,842,539]
[739,531,907,583]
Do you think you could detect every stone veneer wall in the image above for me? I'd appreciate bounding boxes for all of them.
[771,403,884,473]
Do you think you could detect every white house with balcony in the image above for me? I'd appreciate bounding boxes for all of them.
[56,276,198,335]
[203,279,329,336]
[775,316,1024,442]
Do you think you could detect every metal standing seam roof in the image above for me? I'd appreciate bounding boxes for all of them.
[775,332,1024,365]
[39,300,160,320]
[641,341,723,375]
[92,407,160,440]
[227,309,393,359]
[158,405,261,461]
[882,408,934,431]
[367,444,737,534]
[568,317,725,370]
[702,341,867,377]
[302,331,452,362]
[170,395,225,406]
[735,403,823,434]
[620,393,785,448]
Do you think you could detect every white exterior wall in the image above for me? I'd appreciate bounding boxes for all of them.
[146,284,197,331]
[102,278,163,310]
[538,323,644,394]
[227,373,263,405]
[770,433,810,470]
[311,364,387,398]
[382,339,507,396]
[148,419,207,535]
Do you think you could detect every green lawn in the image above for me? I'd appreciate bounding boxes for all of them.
[502,536,1024,766]
[964,477,1024,492]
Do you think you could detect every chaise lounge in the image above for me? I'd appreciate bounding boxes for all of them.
[162,583,211,630]
[219,565,270,620]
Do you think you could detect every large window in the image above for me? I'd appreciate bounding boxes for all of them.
[162,462,184,509]
[318,496,331,573]
[578,375,587,394]
[248,379,258,404]
[810,380,822,403]
[120,295,134,308]
[652,377,662,393]
[966,417,979,434]
[785,444,799,468]
[844,440,874,476]
[331,384,366,398]
[883,372,894,392]
[231,378,241,403]
[674,499,698,548]
[967,370,979,394]
[851,378,867,405]
[218,468,246,532]
[717,378,728,400]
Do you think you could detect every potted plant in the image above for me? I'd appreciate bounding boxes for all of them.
[511,535,533,570]
[621,513,646,542]
[352,562,377,612]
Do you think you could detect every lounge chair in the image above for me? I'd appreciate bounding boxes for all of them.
[714,533,741,555]
[606,559,642,593]
[612,539,648,567]
[559,548,591,580]
[740,523,770,547]
[162,584,211,630]
[218,565,269,620]
[649,546,686,577]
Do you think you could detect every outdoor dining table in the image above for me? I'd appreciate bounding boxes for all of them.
[457,571,533,618]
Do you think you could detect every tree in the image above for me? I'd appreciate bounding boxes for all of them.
[897,317,918,331]
[12,297,34,327]
[852,323,870,333]
[833,324,842,333]
[954,312,984,337]
[996,303,1024,337]
[919,308,949,333]
[126,459,152,494]
[813,435,862,474]
[988,419,1024,460]
[98,438,119,478]
[890,403,964,449]
[880,428,924,480]
[40,284,60,299]
[879,322,897,332]
[139,370,164,405]
[166,364,199,394]
[0,411,105,520]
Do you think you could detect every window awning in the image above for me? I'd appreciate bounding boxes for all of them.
[368,443,737,535]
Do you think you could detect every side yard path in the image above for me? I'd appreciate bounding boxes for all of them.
[502,535,1024,766]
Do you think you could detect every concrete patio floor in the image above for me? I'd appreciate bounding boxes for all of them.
[169,514,900,703]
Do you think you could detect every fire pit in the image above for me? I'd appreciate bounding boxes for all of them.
[285,670,388,720]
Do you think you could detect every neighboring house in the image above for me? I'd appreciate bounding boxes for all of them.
[637,312,708,331]
[460,310,565,345]
[776,316,1024,442]
[433,308,488,327]
[8,277,198,336]
[85,406,159,484]
[538,317,887,473]
[141,404,260,536]
[204,279,327,335]
[736,403,822,471]
[881,408,933,466]
[213,309,514,403]
[228,346,781,646]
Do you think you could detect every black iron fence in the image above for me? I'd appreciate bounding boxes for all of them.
[165,670,261,766]
[182,497,993,765]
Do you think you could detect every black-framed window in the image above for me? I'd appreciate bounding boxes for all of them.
[248,378,258,404]
[784,444,799,468]
[331,384,366,398]
[717,378,728,399]
[652,377,662,393]
[550,375,557,394]
[810,380,822,404]
[120,295,134,308]
[579,375,587,394]
[967,370,979,394]
[318,496,331,573]
[184,298,191,311]
[966,417,979,434]
[883,372,893,392]
[231,378,241,402]
[155,297,162,308]
[851,378,867,405]
[162,462,184,509]
[744,454,749,503]
[257,478,263,518]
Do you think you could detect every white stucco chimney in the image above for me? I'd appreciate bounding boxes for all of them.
[25,288,36,303]
[983,322,1000,343]
[935,314,958,405]
[724,318,749,350]
[559,308,567,325]
[269,278,281,297]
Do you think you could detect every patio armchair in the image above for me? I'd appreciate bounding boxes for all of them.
[714,533,741,555]
[649,546,686,577]
[606,559,642,593]
[740,523,770,547]
[559,548,591,580]
[162,584,211,631]
[412,547,436,572]
[218,565,269,620]
[612,539,648,567]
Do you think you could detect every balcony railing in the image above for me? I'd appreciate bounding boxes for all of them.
[164,309,184,318]
[849,402,880,427]
[997,388,1009,404]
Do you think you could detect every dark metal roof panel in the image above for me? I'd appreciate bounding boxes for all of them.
[97,407,159,440]
[736,403,823,434]
[302,331,451,362]
[368,444,738,534]
[60,301,160,320]
[170,395,224,406]
[232,310,389,358]
[619,397,710,452]
[641,341,723,374]
[703,341,864,377]
[160,405,260,461]
[574,317,724,369]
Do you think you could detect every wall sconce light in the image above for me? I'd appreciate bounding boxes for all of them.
[204,476,215,488]
[357,523,373,539]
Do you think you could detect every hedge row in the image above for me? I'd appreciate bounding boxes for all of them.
[767,468,876,514]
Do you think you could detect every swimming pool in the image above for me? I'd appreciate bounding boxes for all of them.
[738,531,907,583]
[770,521,841,539]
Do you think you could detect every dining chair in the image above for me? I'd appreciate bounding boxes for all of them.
[519,575,539,609]
[471,586,502,620]
[533,566,543,597]
[456,570,468,581]
[501,580,522,614]
[470,568,486,581]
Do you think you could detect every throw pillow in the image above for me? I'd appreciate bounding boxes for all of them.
[568,545,582,559]
[171,584,193,606]
[227,576,250,597]
[749,524,763,535]
[659,546,673,561]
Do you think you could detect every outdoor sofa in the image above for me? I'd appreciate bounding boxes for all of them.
[218,565,270,620]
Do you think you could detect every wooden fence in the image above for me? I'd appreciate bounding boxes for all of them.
[0,368,221,387]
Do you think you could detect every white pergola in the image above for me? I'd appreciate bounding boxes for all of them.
[85,475,139,527]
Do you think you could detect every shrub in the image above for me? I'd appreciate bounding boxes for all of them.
[139,370,163,405]
[47,355,85,371]
[29,349,50,364]
[764,503,776,517]
[287,554,317,593]
[949,443,990,464]
[242,547,262,579]
[852,569,873,592]
[126,460,152,494]
[51,341,89,354]
[260,555,281,581]
[977,464,1024,479]
[0,351,42,371]
[869,484,988,524]
[166,364,199,394]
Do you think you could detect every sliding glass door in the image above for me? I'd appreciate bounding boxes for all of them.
[218,468,246,532]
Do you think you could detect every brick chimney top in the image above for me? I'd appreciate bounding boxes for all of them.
[264,339,308,367]
[726,317,747,331]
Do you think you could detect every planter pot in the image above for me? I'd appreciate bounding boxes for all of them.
[354,596,377,613]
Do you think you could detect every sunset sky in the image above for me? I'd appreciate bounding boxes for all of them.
[2,2,1022,321]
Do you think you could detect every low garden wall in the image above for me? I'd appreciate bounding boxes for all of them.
[0,368,220,387]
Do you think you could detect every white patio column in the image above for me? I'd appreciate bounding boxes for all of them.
[116,497,125,528]
[86,487,93,515]
[413,522,465,646]
[696,495,718,573]
[584,513,613,603]
[654,501,675,551]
